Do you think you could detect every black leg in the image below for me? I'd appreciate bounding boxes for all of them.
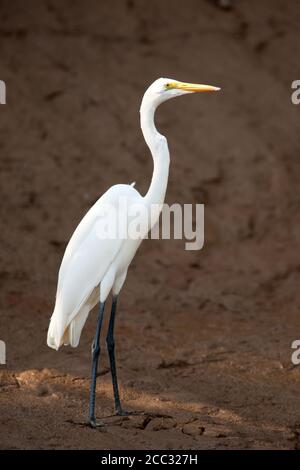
[106,295,123,415]
[89,301,105,427]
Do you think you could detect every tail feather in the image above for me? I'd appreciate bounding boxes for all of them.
[47,311,63,350]
[64,305,90,348]
[47,305,90,350]
[47,288,99,350]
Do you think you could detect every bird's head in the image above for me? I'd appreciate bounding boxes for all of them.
[142,77,220,108]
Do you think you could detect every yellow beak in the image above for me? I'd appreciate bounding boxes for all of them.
[173,81,220,92]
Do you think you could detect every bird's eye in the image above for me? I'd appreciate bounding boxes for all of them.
[165,83,171,89]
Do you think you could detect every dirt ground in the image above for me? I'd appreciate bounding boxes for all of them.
[1,0,300,450]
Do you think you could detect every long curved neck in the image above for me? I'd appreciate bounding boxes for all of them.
[140,98,170,207]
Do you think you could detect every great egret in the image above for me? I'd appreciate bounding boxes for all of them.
[47,78,220,427]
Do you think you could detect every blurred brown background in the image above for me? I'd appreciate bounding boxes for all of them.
[1,0,300,449]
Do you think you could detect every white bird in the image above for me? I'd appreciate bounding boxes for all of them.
[47,78,220,427]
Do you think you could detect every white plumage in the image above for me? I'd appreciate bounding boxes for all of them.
[47,183,143,349]
[47,77,220,425]
[47,78,220,351]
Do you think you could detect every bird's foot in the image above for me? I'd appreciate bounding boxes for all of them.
[89,418,105,428]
